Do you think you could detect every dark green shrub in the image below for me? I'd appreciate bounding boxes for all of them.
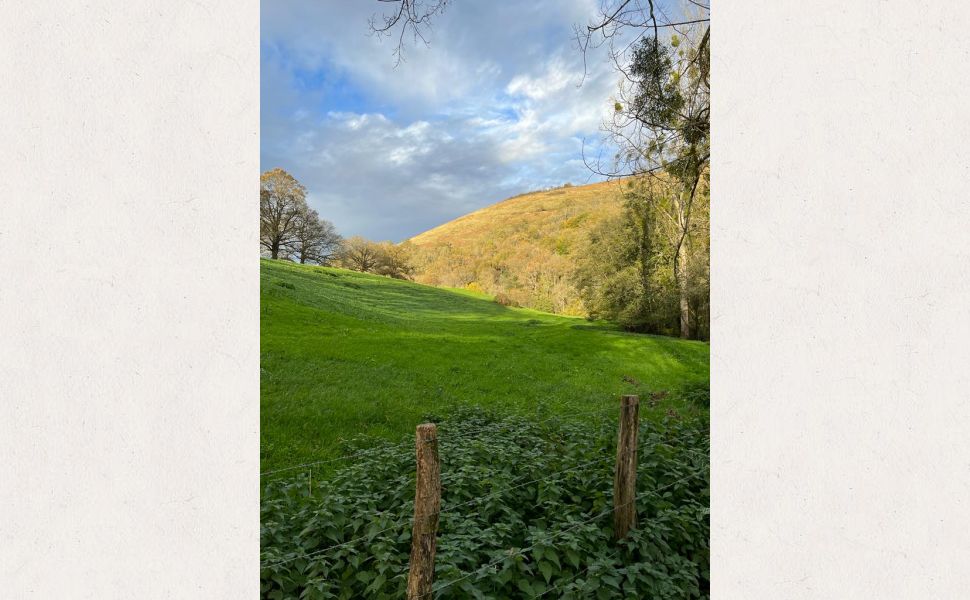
[676,381,710,409]
[261,408,709,599]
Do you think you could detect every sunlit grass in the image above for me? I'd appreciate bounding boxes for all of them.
[260,258,709,472]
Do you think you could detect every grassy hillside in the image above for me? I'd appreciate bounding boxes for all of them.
[261,258,708,473]
[407,180,626,315]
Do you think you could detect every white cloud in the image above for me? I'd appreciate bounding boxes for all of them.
[506,60,573,100]
[261,0,631,240]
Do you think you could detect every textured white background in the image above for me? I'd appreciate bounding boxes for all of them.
[711,1,970,597]
[0,1,258,597]
[2,1,970,598]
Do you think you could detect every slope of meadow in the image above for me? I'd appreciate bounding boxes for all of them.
[407,180,626,314]
[260,258,708,472]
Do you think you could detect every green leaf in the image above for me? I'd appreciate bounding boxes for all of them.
[566,548,581,568]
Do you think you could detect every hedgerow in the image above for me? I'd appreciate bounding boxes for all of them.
[261,408,709,599]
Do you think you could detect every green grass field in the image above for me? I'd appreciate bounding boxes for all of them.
[260,258,709,473]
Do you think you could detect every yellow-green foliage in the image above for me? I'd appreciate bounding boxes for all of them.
[408,181,626,316]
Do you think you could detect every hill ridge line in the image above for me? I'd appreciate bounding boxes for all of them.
[407,178,623,245]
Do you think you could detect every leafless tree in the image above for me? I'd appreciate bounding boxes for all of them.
[285,207,342,265]
[374,241,416,279]
[574,1,708,85]
[338,236,383,272]
[260,168,308,259]
[369,1,708,75]
[337,236,416,279]
[368,0,452,66]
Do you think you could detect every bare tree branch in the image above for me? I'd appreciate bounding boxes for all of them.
[368,0,450,67]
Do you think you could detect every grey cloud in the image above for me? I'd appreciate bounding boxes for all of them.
[261,0,629,241]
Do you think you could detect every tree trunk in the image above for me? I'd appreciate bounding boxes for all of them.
[677,248,691,339]
[271,240,279,260]
[639,212,651,310]
[673,178,697,340]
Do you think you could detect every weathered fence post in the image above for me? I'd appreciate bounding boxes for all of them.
[407,423,441,599]
[613,394,639,541]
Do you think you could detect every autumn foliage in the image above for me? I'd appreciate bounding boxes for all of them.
[407,181,625,315]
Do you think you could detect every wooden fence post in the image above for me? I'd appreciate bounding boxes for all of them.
[613,395,639,541]
[407,423,441,599]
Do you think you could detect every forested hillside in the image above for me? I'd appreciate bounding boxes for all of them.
[408,181,624,315]
[408,175,710,340]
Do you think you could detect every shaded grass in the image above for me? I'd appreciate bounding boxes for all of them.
[260,259,709,473]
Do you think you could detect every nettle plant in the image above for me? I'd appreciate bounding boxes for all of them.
[261,409,709,599]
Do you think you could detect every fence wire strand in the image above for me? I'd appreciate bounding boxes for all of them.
[532,549,622,598]
[260,397,709,595]
[261,430,708,570]
[261,519,403,569]
[261,403,631,479]
[263,402,705,480]
[430,468,707,596]
[261,452,620,570]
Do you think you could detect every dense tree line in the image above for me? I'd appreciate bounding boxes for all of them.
[336,236,415,280]
[575,176,709,338]
[260,168,342,264]
[260,168,415,279]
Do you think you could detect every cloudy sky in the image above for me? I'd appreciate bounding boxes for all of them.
[262,1,643,242]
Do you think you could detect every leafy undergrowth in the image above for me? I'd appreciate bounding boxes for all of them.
[261,408,709,599]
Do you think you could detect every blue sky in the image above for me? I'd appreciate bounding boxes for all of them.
[261,1,636,241]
